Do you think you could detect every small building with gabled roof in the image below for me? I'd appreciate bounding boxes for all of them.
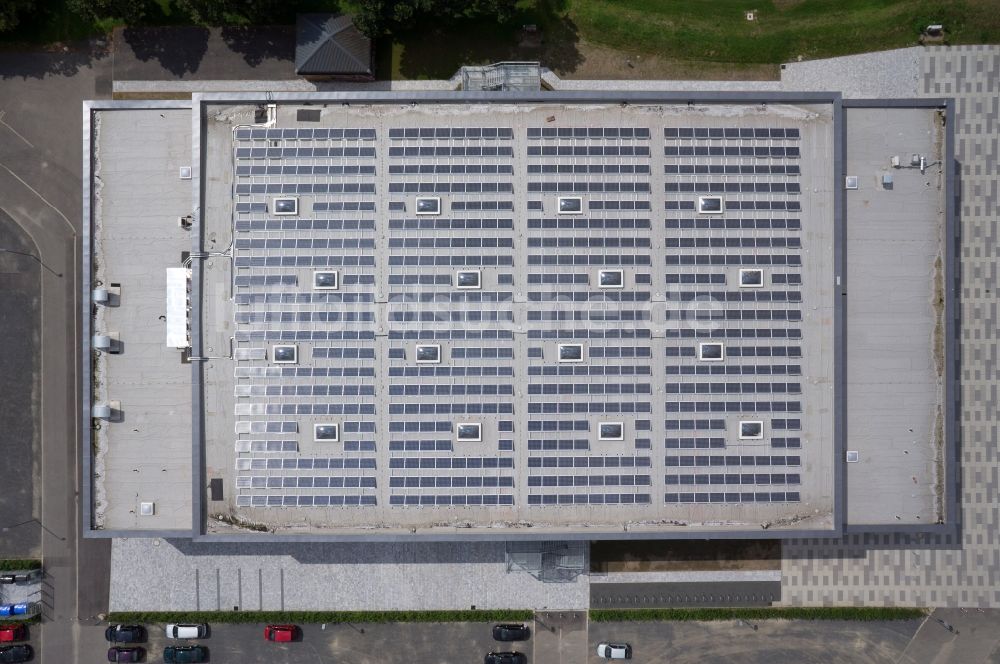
[295,13,374,81]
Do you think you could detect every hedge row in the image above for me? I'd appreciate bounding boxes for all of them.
[107,609,534,625]
[590,607,927,622]
[0,559,42,572]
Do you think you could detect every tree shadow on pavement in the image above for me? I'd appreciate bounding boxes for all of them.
[220,26,295,68]
[0,40,106,80]
[121,26,210,77]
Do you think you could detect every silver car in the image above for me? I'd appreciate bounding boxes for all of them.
[164,623,207,639]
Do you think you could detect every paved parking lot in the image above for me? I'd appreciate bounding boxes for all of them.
[118,622,529,663]
[588,618,923,664]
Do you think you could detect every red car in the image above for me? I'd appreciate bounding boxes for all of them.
[263,624,298,642]
[0,625,25,643]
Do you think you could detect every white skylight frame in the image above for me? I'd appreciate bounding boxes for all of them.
[414,344,442,364]
[456,422,482,442]
[272,196,299,215]
[846,450,860,463]
[558,343,585,363]
[597,269,625,289]
[738,420,765,440]
[415,196,441,215]
[454,269,482,290]
[312,270,339,290]
[557,196,584,215]
[598,422,625,441]
[697,196,725,214]
[845,175,859,190]
[698,342,725,361]
[313,423,340,442]
[738,268,764,288]
[271,344,298,364]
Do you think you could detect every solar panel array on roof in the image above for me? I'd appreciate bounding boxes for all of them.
[224,106,832,525]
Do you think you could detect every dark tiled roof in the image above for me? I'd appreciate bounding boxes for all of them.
[295,13,372,76]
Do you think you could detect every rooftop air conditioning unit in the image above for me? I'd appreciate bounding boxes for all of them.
[92,403,112,419]
[93,335,113,351]
[92,288,110,304]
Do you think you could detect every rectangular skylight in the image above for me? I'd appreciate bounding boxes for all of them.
[557,197,583,214]
[314,423,340,442]
[313,270,339,290]
[738,420,764,439]
[271,344,297,364]
[598,422,624,441]
[597,269,624,288]
[455,270,481,289]
[697,196,724,214]
[698,342,725,361]
[845,175,859,190]
[415,197,441,215]
[558,343,584,363]
[415,344,442,364]
[739,268,764,288]
[456,423,482,442]
[272,197,298,215]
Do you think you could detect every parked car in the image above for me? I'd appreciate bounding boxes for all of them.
[263,624,298,642]
[0,626,25,643]
[0,606,37,619]
[597,642,632,659]
[0,645,32,663]
[484,652,527,664]
[105,624,145,643]
[165,624,207,639]
[107,646,143,663]
[163,646,207,663]
[0,576,14,585]
[492,624,530,641]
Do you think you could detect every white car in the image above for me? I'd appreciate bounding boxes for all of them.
[165,623,208,639]
[597,642,632,659]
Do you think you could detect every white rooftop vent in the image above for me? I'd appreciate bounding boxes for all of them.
[415,197,441,215]
[846,450,860,463]
[139,502,155,516]
[92,288,110,304]
[92,403,112,419]
[557,197,583,214]
[845,175,859,190]
[272,197,299,215]
[456,422,482,442]
[178,166,192,180]
[92,335,113,351]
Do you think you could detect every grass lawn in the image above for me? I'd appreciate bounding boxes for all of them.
[380,0,1000,78]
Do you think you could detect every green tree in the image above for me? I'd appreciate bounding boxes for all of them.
[67,0,151,24]
[0,0,34,32]
[173,0,285,25]
[355,0,517,38]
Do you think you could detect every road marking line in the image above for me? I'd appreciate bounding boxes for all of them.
[0,110,35,148]
[0,161,76,236]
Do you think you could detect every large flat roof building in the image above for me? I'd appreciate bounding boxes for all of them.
[83,92,956,541]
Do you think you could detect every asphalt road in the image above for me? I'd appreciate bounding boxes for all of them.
[0,213,41,560]
[0,41,114,662]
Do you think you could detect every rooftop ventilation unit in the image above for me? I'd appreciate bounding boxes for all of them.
[92,403,112,419]
[139,502,155,516]
[92,288,110,304]
[92,335,114,351]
